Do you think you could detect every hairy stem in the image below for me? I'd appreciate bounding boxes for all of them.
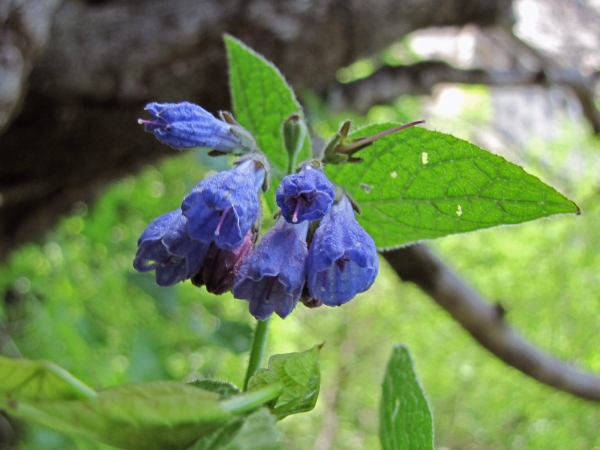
[221,382,282,414]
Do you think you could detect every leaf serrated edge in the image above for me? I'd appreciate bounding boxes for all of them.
[223,34,302,111]
[330,123,580,249]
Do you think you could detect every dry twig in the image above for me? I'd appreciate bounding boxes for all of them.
[383,243,600,402]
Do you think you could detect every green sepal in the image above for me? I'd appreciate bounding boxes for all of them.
[283,113,309,173]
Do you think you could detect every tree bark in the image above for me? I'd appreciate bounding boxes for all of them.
[0,0,513,259]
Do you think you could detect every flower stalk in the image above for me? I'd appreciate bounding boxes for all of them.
[243,318,271,391]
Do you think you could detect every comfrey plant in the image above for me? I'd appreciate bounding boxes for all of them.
[135,143,377,318]
[0,36,579,450]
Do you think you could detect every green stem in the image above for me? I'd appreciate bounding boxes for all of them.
[287,153,297,177]
[221,382,283,415]
[243,318,270,390]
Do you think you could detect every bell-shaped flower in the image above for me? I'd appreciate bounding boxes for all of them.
[233,218,309,320]
[276,164,335,223]
[307,196,378,306]
[182,158,266,250]
[139,102,253,151]
[133,210,208,286]
[192,230,255,295]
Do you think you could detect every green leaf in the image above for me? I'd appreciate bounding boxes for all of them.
[1,357,283,449]
[326,125,580,249]
[189,408,282,450]
[247,346,320,420]
[2,381,232,450]
[225,35,310,177]
[380,345,434,450]
[0,355,96,401]
[189,379,240,399]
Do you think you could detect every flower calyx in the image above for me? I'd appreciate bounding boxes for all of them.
[322,119,425,165]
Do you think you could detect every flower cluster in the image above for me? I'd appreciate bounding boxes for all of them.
[134,101,378,321]
[134,153,267,291]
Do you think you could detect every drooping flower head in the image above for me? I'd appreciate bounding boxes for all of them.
[307,195,378,306]
[192,230,256,295]
[182,157,267,250]
[276,164,335,223]
[139,102,254,152]
[233,218,309,320]
[133,210,208,286]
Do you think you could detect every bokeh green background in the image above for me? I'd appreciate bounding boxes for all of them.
[1,89,599,449]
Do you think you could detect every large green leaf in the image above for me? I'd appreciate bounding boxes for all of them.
[247,346,320,420]
[380,345,434,450]
[2,381,231,450]
[1,358,285,449]
[189,408,282,450]
[225,35,310,178]
[0,355,96,401]
[326,125,580,249]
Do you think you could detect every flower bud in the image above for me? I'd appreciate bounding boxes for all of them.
[283,113,308,170]
[139,101,254,152]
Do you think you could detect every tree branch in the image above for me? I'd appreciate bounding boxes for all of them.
[383,243,600,402]
[329,60,600,134]
[0,0,515,260]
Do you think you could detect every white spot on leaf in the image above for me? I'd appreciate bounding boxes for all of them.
[422,152,429,164]
[392,399,400,419]
[456,205,463,216]
[390,171,398,179]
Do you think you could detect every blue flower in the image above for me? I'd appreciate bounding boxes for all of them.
[307,196,378,306]
[192,230,256,295]
[139,102,253,151]
[276,164,335,223]
[133,210,208,286]
[233,218,309,320]
[182,158,266,250]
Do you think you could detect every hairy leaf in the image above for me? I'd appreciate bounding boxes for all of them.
[225,35,310,178]
[380,345,434,450]
[0,355,96,401]
[2,381,231,450]
[326,125,580,249]
[189,379,240,400]
[247,346,320,420]
[189,408,282,450]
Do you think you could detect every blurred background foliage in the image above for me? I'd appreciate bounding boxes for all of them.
[2,43,600,450]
